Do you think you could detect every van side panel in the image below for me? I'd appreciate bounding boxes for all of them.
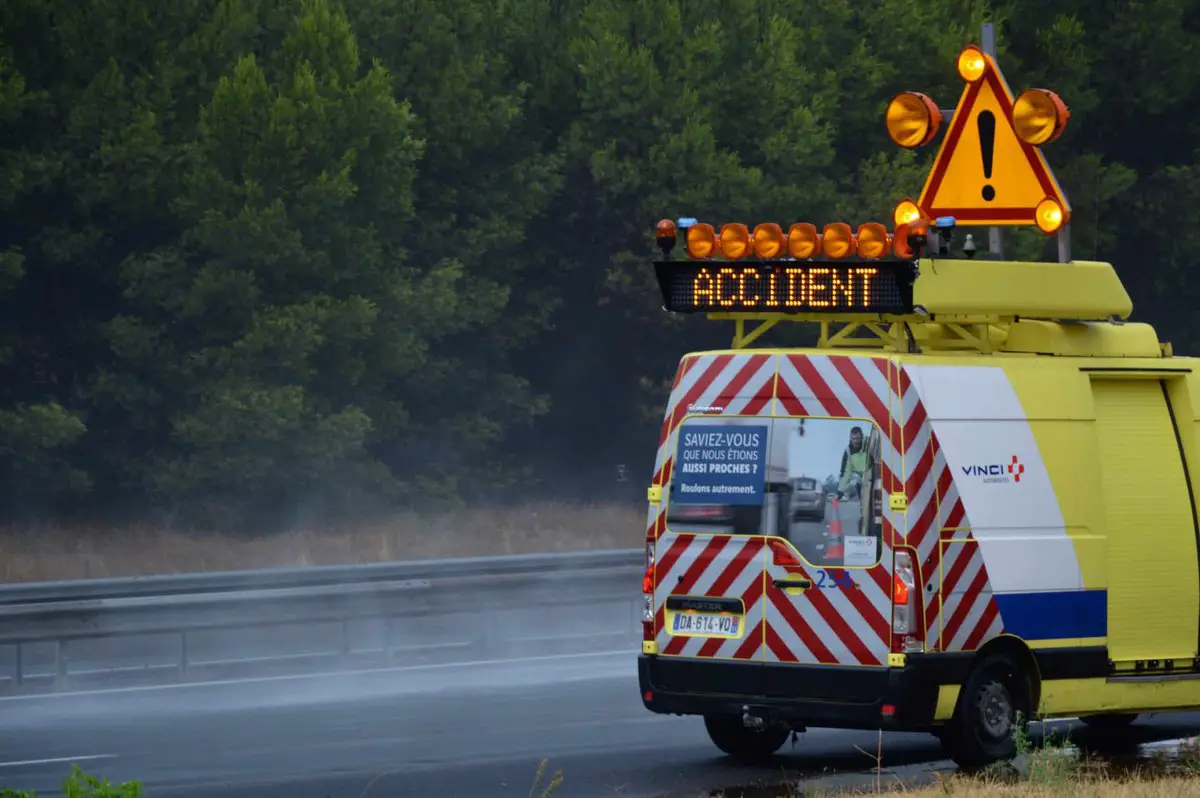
[897,365,1005,652]
[1002,364,1108,607]
[903,364,1105,651]
[648,353,778,661]
[1091,378,1198,665]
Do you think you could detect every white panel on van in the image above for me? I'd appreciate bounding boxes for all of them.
[904,364,1083,594]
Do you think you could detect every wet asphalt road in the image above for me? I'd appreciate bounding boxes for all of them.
[1,652,1198,798]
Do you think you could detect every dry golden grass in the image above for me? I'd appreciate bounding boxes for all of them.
[706,731,1200,798]
[710,774,1200,798]
[0,502,646,583]
[854,776,1200,796]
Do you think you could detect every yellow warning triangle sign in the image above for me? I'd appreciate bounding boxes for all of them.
[917,55,1070,226]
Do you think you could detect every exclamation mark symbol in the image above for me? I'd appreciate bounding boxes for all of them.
[978,111,996,201]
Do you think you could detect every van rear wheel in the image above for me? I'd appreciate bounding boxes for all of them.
[941,652,1030,768]
[703,715,790,762]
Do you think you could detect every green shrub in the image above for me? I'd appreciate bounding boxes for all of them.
[0,765,141,798]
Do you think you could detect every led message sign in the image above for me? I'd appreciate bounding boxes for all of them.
[652,261,915,315]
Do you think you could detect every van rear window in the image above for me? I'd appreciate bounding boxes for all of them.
[666,415,885,568]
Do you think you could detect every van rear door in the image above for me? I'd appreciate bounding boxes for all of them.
[650,353,775,691]
[757,354,899,694]
[650,353,903,686]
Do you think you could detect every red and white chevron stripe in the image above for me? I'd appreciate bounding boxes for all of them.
[763,355,898,666]
[644,353,775,541]
[887,367,1004,652]
[653,532,765,659]
[927,532,1004,651]
[763,552,893,665]
[644,352,1005,666]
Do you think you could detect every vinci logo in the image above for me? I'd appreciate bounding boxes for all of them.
[962,456,1025,484]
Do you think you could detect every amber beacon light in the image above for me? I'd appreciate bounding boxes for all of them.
[719,223,752,260]
[752,223,786,259]
[885,92,942,149]
[892,199,923,228]
[956,45,986,82]
[788,223,821,259]
[686,223,717,258]
[1035,198,1066,234]
[821,223,857,259]
[1012,89,1070,145]
[856,223,891,260]
[655,218,919,262]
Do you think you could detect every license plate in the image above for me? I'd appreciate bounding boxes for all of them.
[670,611,742,638]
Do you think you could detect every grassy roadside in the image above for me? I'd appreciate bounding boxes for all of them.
[0,501,645,583]
[820,779,1200,797]
[709,722,1200,798]
[525,725,1200,798]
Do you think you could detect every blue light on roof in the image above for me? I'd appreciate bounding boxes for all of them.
[677,217,698,229]
[934,216,957,229]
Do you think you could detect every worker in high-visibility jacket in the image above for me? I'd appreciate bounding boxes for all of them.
[836,425,868,500]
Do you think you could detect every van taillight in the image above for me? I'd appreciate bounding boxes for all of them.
[768,538,801,568]
[642,541,656,628]
[891,550,919,654]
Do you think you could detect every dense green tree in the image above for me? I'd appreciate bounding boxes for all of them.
[0,0,1198,526]
[107,0,433,526]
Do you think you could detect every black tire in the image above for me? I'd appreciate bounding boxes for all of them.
[941,653,1031,768]
[703,715,790,763]
[1079,712,1138,730]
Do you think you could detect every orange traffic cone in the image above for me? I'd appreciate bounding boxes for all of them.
[826,495,844,562]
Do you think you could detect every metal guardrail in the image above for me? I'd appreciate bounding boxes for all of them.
[0,549,643,696]
[0,548,645,604]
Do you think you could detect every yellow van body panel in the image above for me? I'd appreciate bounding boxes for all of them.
[649,319,1200,719]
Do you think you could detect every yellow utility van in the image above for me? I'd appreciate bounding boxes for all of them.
[637,218,1200,767]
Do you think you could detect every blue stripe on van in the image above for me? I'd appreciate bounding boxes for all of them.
[992,589,1107,640]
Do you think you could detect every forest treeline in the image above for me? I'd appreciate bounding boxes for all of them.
[0,0,1196,529]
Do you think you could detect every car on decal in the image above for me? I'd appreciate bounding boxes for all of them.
[788,476,827,521]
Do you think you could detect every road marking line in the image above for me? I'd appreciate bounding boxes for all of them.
[0,649,632,703]
[0,754,115,768]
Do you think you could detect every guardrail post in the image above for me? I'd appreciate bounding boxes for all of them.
[55,641,68,690]
[483,613,497,659]
[385,617,395,666]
